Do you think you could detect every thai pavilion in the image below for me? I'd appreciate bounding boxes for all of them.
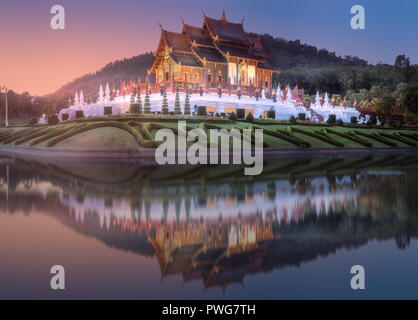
[58,11,362,123]
[150,10,278,91]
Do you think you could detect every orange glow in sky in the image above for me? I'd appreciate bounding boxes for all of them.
[1,0,417,96]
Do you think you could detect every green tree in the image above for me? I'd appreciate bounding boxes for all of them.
[136,92,143,113]
[174,86,181,115]
[144,84,151,113]
[162,90,169,115]
[184,89,191,115]
[375,95,396,119]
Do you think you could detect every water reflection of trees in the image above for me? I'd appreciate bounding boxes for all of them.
[0,156,417,291]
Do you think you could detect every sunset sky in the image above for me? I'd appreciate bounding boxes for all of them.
[0,0,417,96]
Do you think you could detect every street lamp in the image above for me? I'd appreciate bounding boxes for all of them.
[0,85,8,128]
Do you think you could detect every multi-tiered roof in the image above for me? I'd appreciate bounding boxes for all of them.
[150,10,275,73]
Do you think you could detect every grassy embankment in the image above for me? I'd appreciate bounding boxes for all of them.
[0,116,417,150]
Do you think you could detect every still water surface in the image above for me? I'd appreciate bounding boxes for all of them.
[0,155,417,299]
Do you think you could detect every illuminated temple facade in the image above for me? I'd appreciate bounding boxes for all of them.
[150,10,278,91]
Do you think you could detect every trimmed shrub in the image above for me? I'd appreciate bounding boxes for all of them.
[246,112,254,123]
[325,128,372,147]
[289,115,296,124]
[174,87,181,115]
[140,123,154,140]
[336,119,344,126]
[327,114,336,124]
[2,128,37,144]
[291,127,344,147]
[75,110,84,119]
[229,112,237,121]
[29,118,38,125]
[350,116,357,124]
[48,115,59,125]
[267,110,276,119]
[354,130,397,147]
[380,132,416,146]
[399,132,418,141]
[298,113,306,121]
[104,106,113,115]
[14,128,51,145]
[197,106,207,116]
[236,109,245,119]
[30,125,82,146]
[184,93,191,115]
[62,113,69,121]
[130,103,141,114]
[252,125,310,147]
[371,117,377,125]
[230,126,269,148]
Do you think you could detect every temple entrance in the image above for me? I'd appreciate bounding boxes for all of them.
[238,61,248,86]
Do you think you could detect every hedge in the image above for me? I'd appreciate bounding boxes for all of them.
[140,123,154,140]
[14,128,52,145]
[252,125,310,147]
[104,106,113,115]
[48,115,59,125]
[197,106,207,116]
[327,114,336,124]
[379,132,416,147]
[353,130,397,147]
[229,112,237,121]
[75,110,84,118]
[130,103,141,114]
[289,115,296,123]
[246,113,254,123]
[291,127,344,147]
[236,109,245,119]
[47,121,155,148]
[399,132,418,141]
[233,126,269,148]
[30,124,85,146]
[29,118,38,125]
[0,130,16,142]
[65,115,232,124]
[267,110,275,119]
[1,128,37,144]
[324,128,372,147]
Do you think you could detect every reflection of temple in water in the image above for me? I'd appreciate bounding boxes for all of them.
[0,157,417,292]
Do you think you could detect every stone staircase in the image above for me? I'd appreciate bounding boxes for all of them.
[308,109,324,122]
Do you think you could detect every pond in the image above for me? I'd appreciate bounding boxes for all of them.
[0,155,417,299]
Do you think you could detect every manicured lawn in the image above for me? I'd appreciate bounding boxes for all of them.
[54,127,139,149]
[0,116,416,150]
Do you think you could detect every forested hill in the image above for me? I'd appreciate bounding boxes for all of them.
[52,33,369,100]
[53,52,155,102]
[249,33,368,69]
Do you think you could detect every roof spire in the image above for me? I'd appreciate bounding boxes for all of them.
[201,8,206,17]
[221,9,226,21]
[180,16,185,25]
[241,17,245,24]
[158,22,163,30]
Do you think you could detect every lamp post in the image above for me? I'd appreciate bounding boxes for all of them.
[1,85,8,127]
